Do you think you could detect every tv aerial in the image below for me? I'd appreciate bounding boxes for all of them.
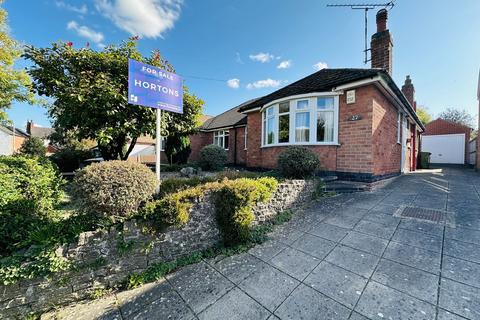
[327,1,396,64]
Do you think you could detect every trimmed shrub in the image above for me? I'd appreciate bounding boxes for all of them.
[72,161,158,220]
[213,177,277,246]
[277,146,320,178]
[199,144,227,171]
[18,137,47,157]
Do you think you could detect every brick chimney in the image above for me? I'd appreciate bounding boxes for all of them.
[371,9,393,75]
[401,75,416,110]
[26,120,34,135]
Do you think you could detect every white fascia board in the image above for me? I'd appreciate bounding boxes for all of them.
[260,92,341,112]
[332,76,382,91]
[240,107,261,114]
[201,125,246,132]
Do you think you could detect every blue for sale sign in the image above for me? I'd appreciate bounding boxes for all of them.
[128,59,183,113]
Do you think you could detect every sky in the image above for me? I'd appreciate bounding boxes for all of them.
[4,0,480,129]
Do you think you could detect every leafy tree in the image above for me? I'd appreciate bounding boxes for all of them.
[439,107,475,128]
[416,106,432,126]
[24,39,203,160]
[165,134,191,164]
[18,137,47,157]
[0,1,36,120]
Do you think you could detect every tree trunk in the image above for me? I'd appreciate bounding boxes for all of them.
[122,136,138,160]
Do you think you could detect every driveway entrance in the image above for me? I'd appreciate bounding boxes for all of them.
[44,167,480,320]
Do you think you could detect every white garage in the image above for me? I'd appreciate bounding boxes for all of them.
[421,133,465,164]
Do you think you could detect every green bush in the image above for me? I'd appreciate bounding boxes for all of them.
[159,176,216,198]
[277,146,320,178]
[165,135,191,165]
[199,144,228,171]
[0,156,63,214]
[18,137,47,157]
[72,161,158,220]
[50,147,93,172]
[214,177,277,246]
[0,156,64,255]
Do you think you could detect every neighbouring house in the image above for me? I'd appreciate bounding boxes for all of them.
[477,69,480,170]
[0,124,29,155]
[421,118,473,165]
[26,120,58,155]
[128,114,213,165]
[189,9,424,182]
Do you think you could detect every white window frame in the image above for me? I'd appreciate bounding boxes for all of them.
[213,130,229,150]
[260,93,340,147]
[244,126,248,150]
[397,112,401,144]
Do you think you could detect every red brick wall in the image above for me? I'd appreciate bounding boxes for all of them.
[336,86,374,173]
[423,118,471,165]
[371,87,402,176]
[189,131,212,163]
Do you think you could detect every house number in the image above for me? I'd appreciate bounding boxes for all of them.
[348,115,362,121]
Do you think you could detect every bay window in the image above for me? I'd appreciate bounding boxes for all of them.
[261,94,339,147]
[214,130,229,149]
[317,97,335,142]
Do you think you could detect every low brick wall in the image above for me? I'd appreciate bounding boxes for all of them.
[0,180,314,319]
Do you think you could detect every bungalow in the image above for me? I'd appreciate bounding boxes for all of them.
[189,9,425,182]
[0,124,29,155]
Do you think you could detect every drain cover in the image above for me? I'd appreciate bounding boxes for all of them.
[400,207,444,223]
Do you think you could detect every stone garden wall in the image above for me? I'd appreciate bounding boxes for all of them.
[0,180,314,319]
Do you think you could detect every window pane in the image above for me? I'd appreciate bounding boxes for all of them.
[279,102,289,113]
[279,114,289,143]
[317,111,334,142]
[296,100,309,110]
[214,136,220,146]
[295,112,310,142]
[317,97,334,110]
[267,117,275,144]
[224,135,229,149]
[266,107,274,116]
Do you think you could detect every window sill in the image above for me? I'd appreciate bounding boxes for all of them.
[261,142,340,148]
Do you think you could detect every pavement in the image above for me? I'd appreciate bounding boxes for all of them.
[43,167,480,320]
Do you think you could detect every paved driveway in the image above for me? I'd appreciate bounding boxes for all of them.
[46,167,480,320]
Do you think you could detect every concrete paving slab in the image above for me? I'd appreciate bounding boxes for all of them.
[437,309,470,320]
[372,259,439,304]
[362,211,401,227]
[290,233,336,259]
[323,214,362,229]
[391,228,443,253]
[341,231,388,256]
[304,261,367,308]
[307,222,349,242]
[166,261,234,314]
[248,239,287,262]
[445,226,480,245]
[116,280,194,319]
[325,245,380,278]
[209,252,266,284]
[382,241,441,274]
[442,255,480,288]
[353,219,396,239]
[269,247,320,281]
[398,219,445,237]
[355,281,436,320]
[444,238,480,264]
[439,278,480,319]
[274,284,351,320]
[198,287,270,320]
[238,263,299,312]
